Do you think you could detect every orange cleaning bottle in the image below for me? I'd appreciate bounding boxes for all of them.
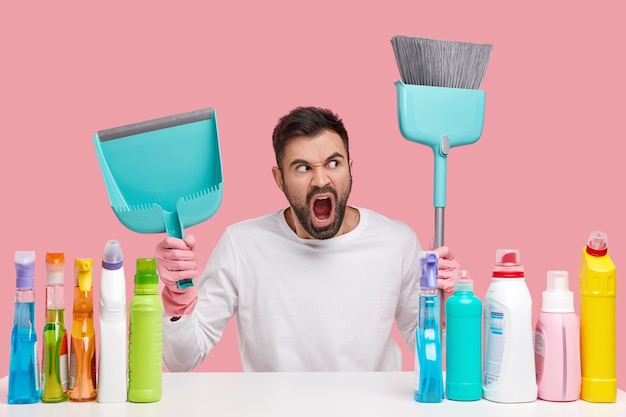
[69,258,97,401]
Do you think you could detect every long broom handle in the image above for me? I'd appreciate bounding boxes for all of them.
[434,207,445,249]
[434,142,447,337]
[435,207,445,344]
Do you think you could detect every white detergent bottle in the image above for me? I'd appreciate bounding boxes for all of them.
[97,240,128,403]
[483,249,537,403]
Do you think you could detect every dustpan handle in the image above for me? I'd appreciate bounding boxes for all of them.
[164,211,196,289]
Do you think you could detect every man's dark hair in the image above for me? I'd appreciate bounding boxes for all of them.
[272,107,349,169]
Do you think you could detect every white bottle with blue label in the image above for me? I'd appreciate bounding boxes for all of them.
[482,249,537,403]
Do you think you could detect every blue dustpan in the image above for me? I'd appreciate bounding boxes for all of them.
[93,107,223,288]
[395,81,485,247]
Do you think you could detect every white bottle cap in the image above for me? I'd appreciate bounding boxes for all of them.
[542,270,574,313]
[454,269,474,292]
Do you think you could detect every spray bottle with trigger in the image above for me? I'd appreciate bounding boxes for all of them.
[69,258,97,402]
[414,250,444,403]
[8,251,41,404]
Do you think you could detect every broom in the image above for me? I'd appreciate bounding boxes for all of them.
[390,34,493,350]
[391,34,493,249]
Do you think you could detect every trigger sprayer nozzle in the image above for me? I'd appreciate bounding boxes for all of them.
[419,251,439,290]
[74,258,94,292]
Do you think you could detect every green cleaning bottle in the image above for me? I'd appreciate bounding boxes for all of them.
[41,252,69,402]
[128,258,163,403]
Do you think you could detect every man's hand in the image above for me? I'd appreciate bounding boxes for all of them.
[155,235,199,317]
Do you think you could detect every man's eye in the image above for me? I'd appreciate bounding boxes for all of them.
[296,165,309,172]
[328,160,338,168]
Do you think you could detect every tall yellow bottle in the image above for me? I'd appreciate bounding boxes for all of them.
[579,230,617,403]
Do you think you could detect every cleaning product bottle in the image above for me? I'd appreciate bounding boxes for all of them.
[69,258,97,401]
[97,239,128,403]
[579,230,617,403]
[534,270,580,401]
[41,252,69,402]
[8,251,41,404]
[128,258,163,403]
[414,251,444,403]
[483,249,537,403]
[445,269,482,401]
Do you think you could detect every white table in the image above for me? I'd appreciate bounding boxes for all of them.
[1,372,624,417]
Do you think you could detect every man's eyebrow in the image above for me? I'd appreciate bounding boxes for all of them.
[288,152,346,168]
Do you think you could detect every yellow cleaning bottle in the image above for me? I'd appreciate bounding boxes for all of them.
[579,230,617,403]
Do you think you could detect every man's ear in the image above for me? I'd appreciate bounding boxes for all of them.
[272,166,284,190]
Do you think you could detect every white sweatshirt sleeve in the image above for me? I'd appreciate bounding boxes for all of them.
[394,231,422,354]
[162,231,239,372]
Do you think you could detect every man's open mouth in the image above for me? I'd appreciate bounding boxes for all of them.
[311,194,334,226]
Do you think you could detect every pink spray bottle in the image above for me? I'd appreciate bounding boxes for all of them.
[534,270,581,401]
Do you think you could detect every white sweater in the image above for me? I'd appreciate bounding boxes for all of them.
[163,208,422,371]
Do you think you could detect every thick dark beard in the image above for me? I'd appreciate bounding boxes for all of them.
[284,181,352,240]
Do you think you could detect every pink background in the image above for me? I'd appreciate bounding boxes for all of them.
[1,1,624,389]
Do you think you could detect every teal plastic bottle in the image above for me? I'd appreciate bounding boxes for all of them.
[445,269,483,401]
[8,251,41,404]
[128,258,163,403]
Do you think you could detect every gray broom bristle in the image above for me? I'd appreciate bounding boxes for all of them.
[391,35,493,90]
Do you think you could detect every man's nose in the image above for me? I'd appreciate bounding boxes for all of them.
[311,166,331,188]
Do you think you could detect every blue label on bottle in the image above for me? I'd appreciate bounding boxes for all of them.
[484,307,505,385]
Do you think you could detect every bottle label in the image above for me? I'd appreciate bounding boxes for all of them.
[484,306,505,385]
[424,329,437,360]
[60,336,69,391]
[41,344,46,389]
[534,329,545,384]
[534,331,545,356]
[128,304,163,401]
[35,341,41,392]
[69,350,76,389]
